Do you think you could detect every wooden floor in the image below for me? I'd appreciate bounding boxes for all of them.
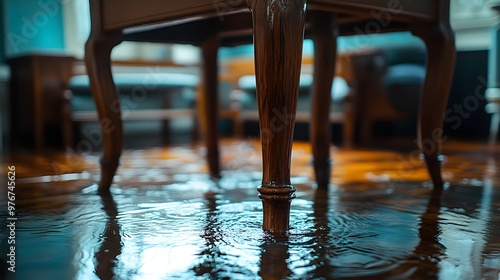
[1,138,499,279]
[2,138,498,191]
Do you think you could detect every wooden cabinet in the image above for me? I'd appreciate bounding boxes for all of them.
[7,54,77,152]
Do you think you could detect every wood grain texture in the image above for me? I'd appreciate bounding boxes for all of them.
[310,12,337,188]
[249,0,307,234]
[103,0,247,31]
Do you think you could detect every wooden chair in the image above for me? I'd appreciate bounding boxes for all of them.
[85,0,455,234]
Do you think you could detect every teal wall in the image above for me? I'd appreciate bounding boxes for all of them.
[4,0,65,58]
[0,2,5,63]
[339,31,423,51]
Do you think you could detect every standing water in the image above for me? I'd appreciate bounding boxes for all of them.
[1,141,499,279]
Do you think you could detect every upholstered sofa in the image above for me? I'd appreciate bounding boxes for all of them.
[231,44,427,146]
[6,53,209,151]
[7,45,426,152]
[345,44,427,144]
[62,68,201,149]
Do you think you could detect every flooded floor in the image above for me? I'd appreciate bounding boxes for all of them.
[1,139,499,279]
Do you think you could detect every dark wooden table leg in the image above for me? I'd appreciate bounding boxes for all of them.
[248,0,307,234]
[310,12,338,188]
[412,18,456,189]
[85,2,123,192]
[200,35,221,178]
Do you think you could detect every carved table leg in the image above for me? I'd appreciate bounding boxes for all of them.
[310,12,338,188]
[248,0,306,234]
[412,22,456,189]
[200,35,221,178]
[85,32,123,192]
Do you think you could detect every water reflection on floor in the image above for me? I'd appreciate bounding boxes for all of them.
[1,140,499,279]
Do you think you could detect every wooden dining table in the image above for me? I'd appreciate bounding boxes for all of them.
[85,0,455,234]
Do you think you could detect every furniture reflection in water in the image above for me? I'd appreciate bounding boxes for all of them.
[86,0,455,234]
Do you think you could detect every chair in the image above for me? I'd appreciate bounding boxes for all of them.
[348,44,427,144]
[85,0,455,234]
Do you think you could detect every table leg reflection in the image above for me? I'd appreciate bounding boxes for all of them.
[259,237,291,279]
[95,192,122,280]
[378,189,444,279]
[191,192,223,277]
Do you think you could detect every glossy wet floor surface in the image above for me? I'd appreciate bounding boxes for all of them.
[1,140,499,279]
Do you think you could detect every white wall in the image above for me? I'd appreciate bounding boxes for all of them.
[451,0,499,51]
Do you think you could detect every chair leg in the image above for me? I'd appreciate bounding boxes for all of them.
[412,22,456,189]
[248,0,306,234]
[342,94,355,148]
[161,97,172,146]
[85,33,123,193]
[310,12,337,188]
[359,118,374,146]
[200,35,221,178]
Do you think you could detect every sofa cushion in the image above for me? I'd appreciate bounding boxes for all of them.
[384,63,425,115]
[69,72,199,90]
[237,74,349,112]
[68,72,199,112]
[381,45,426,67]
